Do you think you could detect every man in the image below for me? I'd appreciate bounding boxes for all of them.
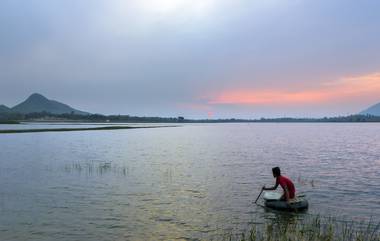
[262,167,296,202]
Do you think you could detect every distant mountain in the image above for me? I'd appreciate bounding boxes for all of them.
[11,93,89,115]
[360,102,380,116]
[0,104,11,113]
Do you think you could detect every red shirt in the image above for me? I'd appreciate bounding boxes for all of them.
[276,175,296,199]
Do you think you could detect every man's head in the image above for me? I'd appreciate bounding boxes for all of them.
[272,167,281,178]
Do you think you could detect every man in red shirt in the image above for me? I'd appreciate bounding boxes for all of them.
[262,167,296,202]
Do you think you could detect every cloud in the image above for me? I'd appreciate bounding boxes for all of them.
[206,72,380,106]
[1,1,380,117]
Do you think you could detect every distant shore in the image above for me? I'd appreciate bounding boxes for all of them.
[0,120,20,124]
[0,125,178,134]
[2,112,380,124]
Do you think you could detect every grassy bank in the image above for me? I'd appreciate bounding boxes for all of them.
[0,120,20,124]
[226,216,380,241]
[0,125,178,134]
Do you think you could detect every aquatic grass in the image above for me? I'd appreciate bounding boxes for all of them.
[64,161,128,176]
[226,216,380,241]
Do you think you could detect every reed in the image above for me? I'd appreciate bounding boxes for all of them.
[64,161,128,176]
[226,216,380,241]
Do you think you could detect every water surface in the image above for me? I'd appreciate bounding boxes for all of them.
[0,123,379,240]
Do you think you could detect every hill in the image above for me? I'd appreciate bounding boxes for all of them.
[11,93,89,115]
[360,102,380,116]
[0,105,11,113]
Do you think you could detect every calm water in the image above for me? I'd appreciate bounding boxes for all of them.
[0,123,379,240]
[0,122,169,130]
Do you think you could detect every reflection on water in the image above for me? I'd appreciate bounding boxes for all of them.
[0,123,380,240]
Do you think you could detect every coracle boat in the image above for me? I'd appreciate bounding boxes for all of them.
[263,192,309,211]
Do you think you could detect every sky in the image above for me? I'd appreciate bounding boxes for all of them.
[1,0,380,118]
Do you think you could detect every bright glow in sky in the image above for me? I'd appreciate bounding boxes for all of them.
[1,0,380,118]
[137,0,216,17]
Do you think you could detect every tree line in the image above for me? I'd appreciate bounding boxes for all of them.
[1,111,380,123]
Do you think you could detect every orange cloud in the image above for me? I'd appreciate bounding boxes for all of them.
[208,72,380,106]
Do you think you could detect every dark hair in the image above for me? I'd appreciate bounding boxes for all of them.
[272,167,281,177]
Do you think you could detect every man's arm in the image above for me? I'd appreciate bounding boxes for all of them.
[262,182,279,191]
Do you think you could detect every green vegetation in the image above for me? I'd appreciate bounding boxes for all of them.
[0,120,19,124]
[256,115,380,122]
[226,216,380,241]
[2,110,380,123]
[0,111,187,123]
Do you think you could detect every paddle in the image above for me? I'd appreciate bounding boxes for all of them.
[254,187,264,204]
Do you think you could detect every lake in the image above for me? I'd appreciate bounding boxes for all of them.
[0,123,379,240]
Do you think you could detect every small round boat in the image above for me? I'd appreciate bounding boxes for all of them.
[263,192,309,211]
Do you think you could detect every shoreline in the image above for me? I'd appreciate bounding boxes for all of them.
[0,125,179,134]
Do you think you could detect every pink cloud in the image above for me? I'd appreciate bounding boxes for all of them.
[207,72,380,106]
